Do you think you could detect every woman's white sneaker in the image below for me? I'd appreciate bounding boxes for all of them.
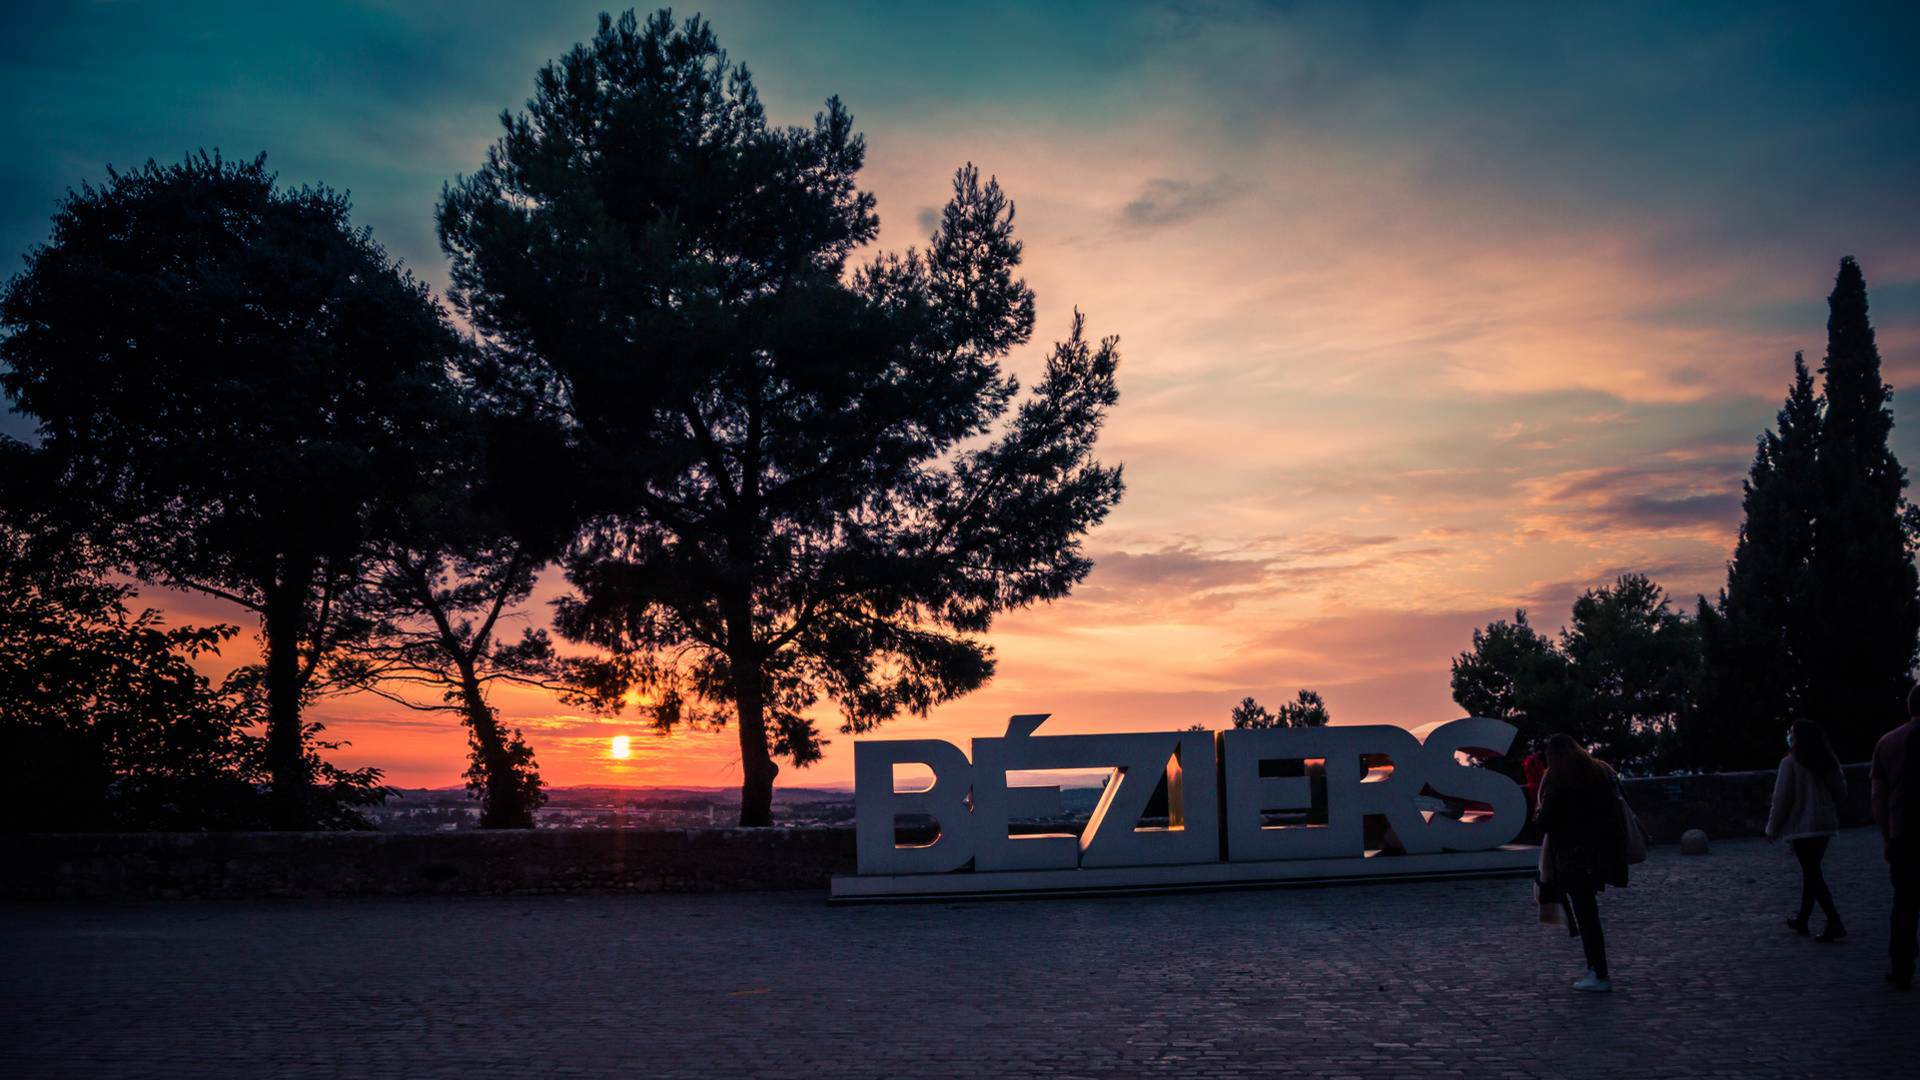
[1572,971,1612,992]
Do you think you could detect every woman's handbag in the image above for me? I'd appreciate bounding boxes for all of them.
[1534,835,1565,923]
[1615,781,1649,864]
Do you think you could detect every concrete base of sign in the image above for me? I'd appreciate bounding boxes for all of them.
[829,844,1539,903]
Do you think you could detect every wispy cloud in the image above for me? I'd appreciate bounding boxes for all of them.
[1118,176,1241,231]
[1518,463,1743,540]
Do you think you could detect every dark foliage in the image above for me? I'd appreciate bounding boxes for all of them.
[1696,258,1919,766]
[437,11,1124,824]
[1693,354,1821,769]
[335,400,582,828]
[1452,575,1697,773]
[0,512,384,830]
[1804,258,1919,760]
[1559,574,1700,772]
[1449,609,1570,751]
[0,152,459,827]
[1229,690,1330,729]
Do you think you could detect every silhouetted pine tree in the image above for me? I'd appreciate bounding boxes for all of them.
[1693,354,1821,769]
[1453,577,1695,773]
[437,12,1123,825]
[1450,609,1572,752]
[1229,690,1330,729]
[0,153,458,827]
[1559,574,1699,773]
[1804,257,1919,760]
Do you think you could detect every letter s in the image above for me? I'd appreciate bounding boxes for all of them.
[1417,717,1527,851]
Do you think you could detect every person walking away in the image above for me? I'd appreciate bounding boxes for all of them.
[1768,719,1847,941]
[1535,733,1630,993]
[1872,686,1920,991]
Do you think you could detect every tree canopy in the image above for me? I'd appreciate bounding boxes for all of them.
[1804,258,1919,760]
[1693,354,1821,769]
[1452,575,1696,773]
[1449,610,1570,752]
[0,508,384,831]
[336,401,582,828]
[439,10,1124,824]
[1558,574,1700,772]
[1696,258,1919,766]
[0,151,460,827]
[1229,690,1330,730]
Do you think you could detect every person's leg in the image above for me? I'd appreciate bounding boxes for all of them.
[1792,839,1820,924]
[1893,843,1920,988]
[1568,889,1607,979]
[1803,836,1840,926]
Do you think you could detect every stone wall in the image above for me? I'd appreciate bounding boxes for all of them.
[2,763,1879,901]
[2,827,856,901]
[1620,762,1874,845]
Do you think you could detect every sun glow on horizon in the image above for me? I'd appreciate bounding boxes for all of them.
[609,735,632,760]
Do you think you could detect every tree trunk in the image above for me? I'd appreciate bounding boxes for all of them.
[732,663,780,827]
[262,575,311,830]
[459,669,529,828]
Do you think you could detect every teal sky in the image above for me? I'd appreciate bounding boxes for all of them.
[4,2,1919,786]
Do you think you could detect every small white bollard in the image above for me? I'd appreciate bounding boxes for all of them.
[1680,828,1710,855]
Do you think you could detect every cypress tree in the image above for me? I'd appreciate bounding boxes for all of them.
[1694,355,1821,769]
[1805,257,1919,761]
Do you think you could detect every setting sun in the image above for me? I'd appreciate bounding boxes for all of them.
[609,735,631,760]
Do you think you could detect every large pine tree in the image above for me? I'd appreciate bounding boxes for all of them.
[0,153,459,827]
[1804,257,1919,760]
[1694,354,1821,769]
[437,12,1124,825]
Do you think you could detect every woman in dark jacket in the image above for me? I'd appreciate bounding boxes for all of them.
[1535,733,1630,992]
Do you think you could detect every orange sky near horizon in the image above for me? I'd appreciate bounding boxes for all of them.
[7,3,1920,793]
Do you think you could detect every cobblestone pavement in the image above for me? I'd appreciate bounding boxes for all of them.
[6,827,1917,1079]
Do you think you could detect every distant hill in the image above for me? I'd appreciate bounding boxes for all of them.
[383,785,853,806]
[372,778,1111,831]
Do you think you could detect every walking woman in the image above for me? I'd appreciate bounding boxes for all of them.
[1536,733,1630,992]
[1768,718,1847,941]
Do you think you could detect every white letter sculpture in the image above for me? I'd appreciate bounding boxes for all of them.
[851,715,1525,880]
[1410,717,1528,851]
[853,739,976,874]
[971,714,1219,872]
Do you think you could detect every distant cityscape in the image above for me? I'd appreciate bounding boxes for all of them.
[364,784,1118,832]
[365,786,859,831]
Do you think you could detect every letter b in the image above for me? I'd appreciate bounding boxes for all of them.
[854,740,976,874]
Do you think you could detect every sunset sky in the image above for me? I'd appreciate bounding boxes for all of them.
[4,1,1919,791]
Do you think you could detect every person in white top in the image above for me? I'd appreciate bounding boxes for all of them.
[1767,719,1848,942]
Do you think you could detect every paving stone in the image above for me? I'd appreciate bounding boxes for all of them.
[2,828,1916,1078]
